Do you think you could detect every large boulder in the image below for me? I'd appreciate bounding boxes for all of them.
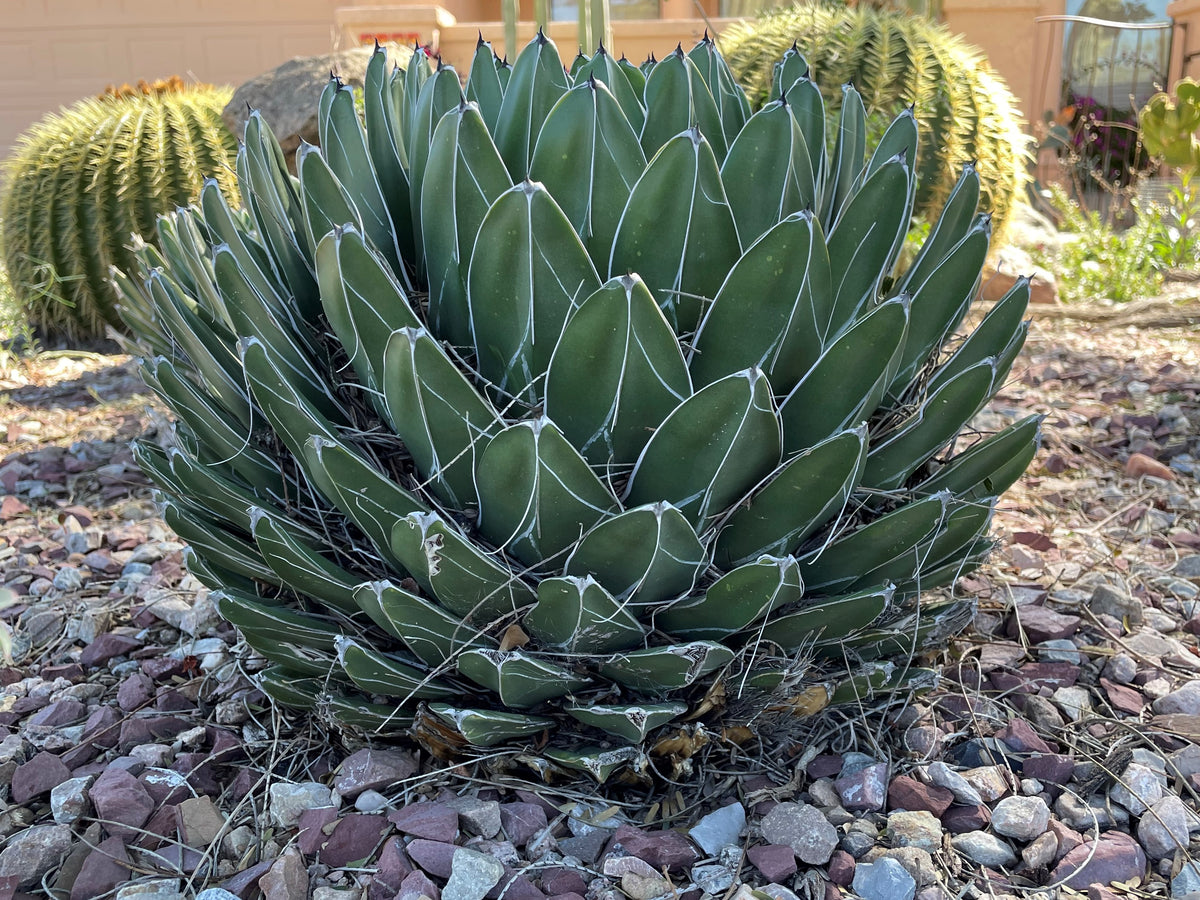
[222,46,413,172]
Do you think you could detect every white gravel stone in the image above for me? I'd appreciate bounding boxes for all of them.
[851,857,916,900]
[269,781,335,828]
[1109,763,1164,816]
[691,864,736,894]
[50,775,93,825]
[950,831,1018,869]
[1050,686,1092,722]
[354,789,388,813]
[926,761,982,806]
[991,796,1051,842]
[444,848,505,900]
[688,802,745,855]
[1137,795,1193,859]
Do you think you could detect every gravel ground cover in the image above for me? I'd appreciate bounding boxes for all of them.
[0,315,1198,900]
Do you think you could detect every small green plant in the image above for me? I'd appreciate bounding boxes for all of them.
[1138,79,1200,270]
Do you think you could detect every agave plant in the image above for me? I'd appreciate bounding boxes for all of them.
[115,35,1038,782]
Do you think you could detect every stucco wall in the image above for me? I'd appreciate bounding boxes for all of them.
[1,0,348,155]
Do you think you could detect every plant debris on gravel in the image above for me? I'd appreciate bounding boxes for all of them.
[0,316,1198,900]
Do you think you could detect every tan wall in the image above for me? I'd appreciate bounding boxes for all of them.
[1,0,348,156]
[1169,0,1200,82]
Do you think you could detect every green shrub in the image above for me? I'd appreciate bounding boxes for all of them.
[117,37,1037,781]
[718,3,1030,241]
[1,81,238,344]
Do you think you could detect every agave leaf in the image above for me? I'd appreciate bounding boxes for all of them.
[897,162,981,296]
[894,498,994,592]
[529,78,646,271]
[422,102,513,349]
[618,54,647,95]
[564,502,706,605]
[798,493,949,594]
[328,696,415,734]
[826,662,931,707]
[769,43,809,101]
[240,337,339,463]
[298,141,365,252]
[565,700,687,743]
[468,181,601,406]
[524,575,644,652]
[390,511,534,623]
[656,555,802,640]
[718,100,816,248]
[887,215,991,397]
[713,426,867,569]
[475,418,619,567]
[162,499,279,586]
[316,226,421,398]
[404,47,433,142]
[428,703,554,746]
[241,628,338,678]
[198,180,290,321]
[640,47,727,160]
[819,83,866,230]
[758,584,893,651]
[466,37,506,132]
[574,46,646,134]
[625,369,781,530]
[778,296,908,453]
[544,275,691,470]
[301,436,426,570]
[353,581,495,667]
[863,360,997,492]
[825,155,913,334]
[599,641,734,692]
[494,32,571,179]
[927,276,1029,396]
[864,108,919,183]
[381,326,503,508]
[690,211,828,393]
[250,510,361,616]
[914,414,1042,501]
[158,211,229,329]
[458,649,591,708]
[406,63,465,274]
[182,546,257,594]
[780,76,826,188]
[543,746,639,783]
[687,34,751,147]
[214,587,342,650]
[337,636,455,699]
[364,45,415,262]
[610,128,741,335]
[257,666,324,706]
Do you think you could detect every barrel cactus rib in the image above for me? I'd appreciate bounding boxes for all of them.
[117,36,1036,783]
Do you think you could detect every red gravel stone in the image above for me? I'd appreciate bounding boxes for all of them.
[1050,832,1146,890]
[320,814,391,868]
[10,751,71,804]
[1100,678,1144,715]
[836,763,888,812]
[827,850,855,886]
[90,768,155,838]
[607,824,699,872]
[297,806,340,856]
[746,844,797,883]
[1022,754,1075,786]
[941,804,992,834]
[1006,606,1079,643]
[79,633,141,667]
[501,801,548,847]
[388,803,460,842]
[69,836,130,900]
[994,718,1054,754]
[540,868,588,896]
[406,838,458,879]
[887,775,953,816]
[25,699,87,728]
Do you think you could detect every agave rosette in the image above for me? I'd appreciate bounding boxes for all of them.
[115,34,1039,781]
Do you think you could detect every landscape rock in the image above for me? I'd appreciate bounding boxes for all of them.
[747,844,797,883]
[990,796,1051,842]
[886,810,943,853]
[1109,763,1164,815]
[444,848,505,900]
[691,863,735,894]
[1173,860,1200,896]
[887,775,952,816]
[500,802,547,848]
[851,857,916,900]
[1153,679,1200,715]
[688,802,745,855]
[926,762,983,806]
[941,804,991,834]
[51,775,93,825]
[321,813,391,867]
[0,823,74,890]
[91,767,155,837]
[1135,795,1192,858]
[11,750,71,803]
[608,824,698,872]
[1021,831,1058,869]
[1008,605,1079,642]
[761,802,838,864]
[70,835,131,900]
[269,781,334,828]
[950,831,1017,869]
[1088,584,1143,625]
[1050,831,1146,890]
[260,847,308,900]
[389,802,460,841]
[333,748,417,798]
[399,869,441,900]
[450,797,503,838]
[835,763,888,812]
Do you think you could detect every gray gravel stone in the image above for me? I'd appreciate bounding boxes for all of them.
[688,802,745,856]
[926,761,983,806]
[1153,680,1200,716]
[1088,583,1143,625]
[196,891,241,900]
[50,774,93,825]
[1036,639,1082,664]
[1137,795,1193,859]
[1109,763,1164,815]
[268,781,334,829]
[851,857,916,900]
[444,847,505,900]
[1173,860,1200,896]
[1051,685,1092,722]
[0,824,74,890]
[1105,653,1138,684]
[452,797,504,838]
[887,810,942,853]
[991,796,1051,842]
[761,802,838,864]
[691,863,736,894]
[950,831,1018,869]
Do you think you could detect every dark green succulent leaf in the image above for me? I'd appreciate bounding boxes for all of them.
[897,162,981,296]
[564,502,706,605]
[656,555,802,639]
[337,636,455,700]
[864,360,997,491]
[687,35,751,147]
[301,436,426,570]
[718,100,816,249]
[251,510,361,616]
[610,128,741,335]
[544,275,692,470]
[198,180,291,322]
[423,101,513,349]
[565,700,687,743]
[475,418,620,567]
[690,211,828,392]
[525,575,644,652]
[214,587,343,651]
[316,226,421,398]
[543,746,639,783]
[758,584,893,651]
[640,47,727,160]
[827,662,934,707]
[915,414,1042,501]
[894,498,994,593]
[599,641,734,692]
[494,32,571,179]
[182,546,257,594]
[457,649,590,707]
[826,155,913,333]
[886,215,991,397]
[626,369,781,530]
[529,78,646,271]
[298,141,364,251]
[428,704,555,746]
[382,327,502,508]
[407,63,465,274]
[468,181,601,406]
[257,666,324,707]
[240,336,339,463]
[618,54,647,94]
[798,493,949,594]
[778,296,908,453]
[574,46,646,134]
[158,211,228,328]
[364,45,415,262]
[927,275,1029,396]
[328,698,414,734]
[242,628,338,678]
[404,47,433,142]
[865,107,919,183]
[162,499,279,586]
[389,511,534,623]
[819,82,866,230]
[769,43,809,101]
[713,425,867,569]
[779,76,826,189]
[353,581,496,667]
[467,38,507,132]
